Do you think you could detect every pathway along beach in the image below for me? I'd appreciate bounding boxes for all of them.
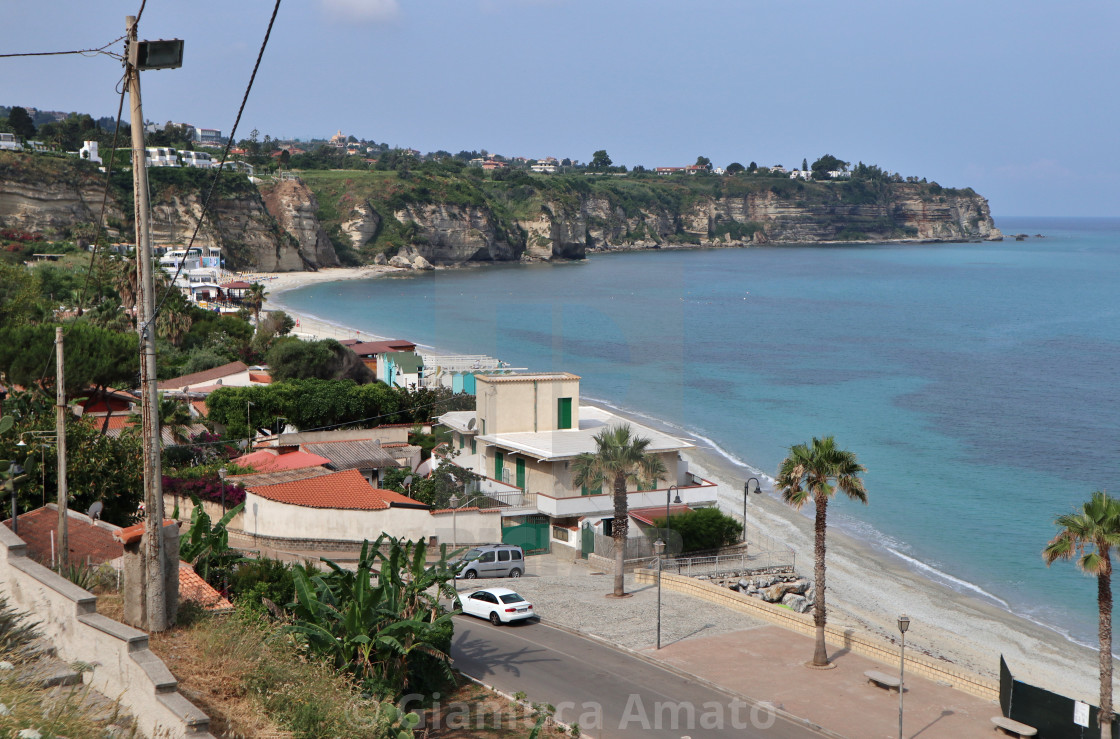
[260,265,1105,704]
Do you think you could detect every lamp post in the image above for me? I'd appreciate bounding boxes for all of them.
[743,477,761,543]
[218,467,227,514]
[898,614,910,739]
[17,432,57,508]
[665,484,682,553]
[654,538,665,649]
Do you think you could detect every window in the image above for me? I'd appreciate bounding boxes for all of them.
[511,550,522,560]
[557,397,572,430]
[471,438,477,454]
[499,593,525,604]
[479,552,495,563]
[498,550,510,562]
[552,526,570,542]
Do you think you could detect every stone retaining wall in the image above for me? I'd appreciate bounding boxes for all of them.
[0,525,214,738]
[635,570,999,702]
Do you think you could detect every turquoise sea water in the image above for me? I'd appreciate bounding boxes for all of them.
[275,217,1120,647]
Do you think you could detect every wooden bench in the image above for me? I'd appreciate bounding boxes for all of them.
[864,670,902,692]
[990,716,1037,737]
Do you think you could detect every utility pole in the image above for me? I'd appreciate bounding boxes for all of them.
[126,14,167,631]
[55,327,69,570]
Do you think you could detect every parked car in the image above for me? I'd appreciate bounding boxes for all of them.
[452,543,525,579]
[457,587,536,625]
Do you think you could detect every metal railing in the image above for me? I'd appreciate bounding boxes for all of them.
[657,548,796,577]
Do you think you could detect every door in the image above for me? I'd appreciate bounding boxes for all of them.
[494,451,504,482]
[515,458,526,490]
[557,397,572,429]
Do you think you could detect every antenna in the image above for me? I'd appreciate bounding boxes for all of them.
[87,501,103,521]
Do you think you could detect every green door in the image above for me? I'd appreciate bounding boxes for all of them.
[516,458,526,490]
[495,451,504,482]
[558,397,572,430]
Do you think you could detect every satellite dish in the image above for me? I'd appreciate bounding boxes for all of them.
[403,475,414,487]
[87,501,103,521]
[466,418,476,431]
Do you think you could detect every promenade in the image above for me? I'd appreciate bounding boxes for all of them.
[495,554,1001,739]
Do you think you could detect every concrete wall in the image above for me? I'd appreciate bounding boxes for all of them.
[240,493,503,546]
[476,375,580,434]
[634,570,999,702]
[428,509,504,547]
[0,525,214,738]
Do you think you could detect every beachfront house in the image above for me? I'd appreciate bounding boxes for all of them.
[436,372,718,556]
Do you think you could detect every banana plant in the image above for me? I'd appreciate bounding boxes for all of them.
[179,493,245,587]
[286,534,458,698]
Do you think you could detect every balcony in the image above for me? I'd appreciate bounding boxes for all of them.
[533,480,719,519]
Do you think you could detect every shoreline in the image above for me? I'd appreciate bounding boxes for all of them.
[255,264,1107,703]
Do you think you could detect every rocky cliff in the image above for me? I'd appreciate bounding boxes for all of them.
[0,152,329,272]
[0,152,1000,273]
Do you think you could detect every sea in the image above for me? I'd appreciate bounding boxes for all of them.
[274,216,1120,649]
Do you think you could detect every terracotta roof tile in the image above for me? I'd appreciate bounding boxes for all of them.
[248,372,272,384]
[232,449,332,473]
[191,400,208,417]
[178,561,233,612]
[113,519,178,546]
[628,504,693,526]
[249,468,428,510]
[4,506,122,566]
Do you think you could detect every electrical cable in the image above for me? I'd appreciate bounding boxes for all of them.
[150,0,282,328]
[0,35,125,60]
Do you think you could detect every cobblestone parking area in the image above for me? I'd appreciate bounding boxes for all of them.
[453,555,769,651]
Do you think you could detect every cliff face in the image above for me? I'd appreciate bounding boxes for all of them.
[258,179,339,269]
[0,152,332,272]
[0,166,124,237]
[393,202,525,262]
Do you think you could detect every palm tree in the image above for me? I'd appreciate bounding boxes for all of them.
[571,424,666,597]
[776,435,867,667]
[1043,491,1120,739]
[244,283,267,327]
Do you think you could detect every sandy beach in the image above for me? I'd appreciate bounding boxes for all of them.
[251,265,1105,705]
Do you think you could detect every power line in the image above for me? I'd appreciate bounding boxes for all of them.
[151,0,283,325]
[0,35,126,60]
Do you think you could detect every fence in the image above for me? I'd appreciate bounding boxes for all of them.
[591,524,796,574]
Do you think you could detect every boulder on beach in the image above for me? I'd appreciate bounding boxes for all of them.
[782,593,811,613]
[388,255,413,269]
[413,255,435,270]
[373,252,388,265]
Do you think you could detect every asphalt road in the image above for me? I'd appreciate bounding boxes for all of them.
[450,615,829,739]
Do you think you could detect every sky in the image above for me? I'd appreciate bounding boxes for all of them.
[2,0,1117,217]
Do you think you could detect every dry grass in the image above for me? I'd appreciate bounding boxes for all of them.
[95,590,572,739]
[418,682,573,738]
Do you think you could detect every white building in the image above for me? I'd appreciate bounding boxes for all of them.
[144,147,179,167]
[180,150,214,169]
[78,141,102,165]
[0,133,21,151]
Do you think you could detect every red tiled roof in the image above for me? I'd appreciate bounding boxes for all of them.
[628,504,693,526]
[191,400,208,417]
[157,361,249,391]
[248,468,428,510]
[248,372,272,384]
[221,281,252,289]
[232,449,331,473]
[4,506,123,566]
[178,561,233,612]
[113,519,178,546]
[99,415,135,431]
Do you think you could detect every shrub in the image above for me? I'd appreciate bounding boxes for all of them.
[655,507,743,553]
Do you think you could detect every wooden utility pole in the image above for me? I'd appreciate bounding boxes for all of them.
[126,14,168,632]
[55,327,69,570]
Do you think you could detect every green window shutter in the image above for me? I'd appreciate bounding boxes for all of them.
[581,484,589,496]
[516,458,526,490]
[458,434,464,450]
[495,451,504,481]
[558,397,572,430]
[471,438,477,454]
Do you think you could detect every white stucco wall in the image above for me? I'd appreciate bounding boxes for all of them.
[240,494,502,545]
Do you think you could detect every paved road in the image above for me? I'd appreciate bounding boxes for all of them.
[451,616,830,739]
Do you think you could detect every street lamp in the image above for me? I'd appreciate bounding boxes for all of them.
[665,484,682,553]
[5,463,26,534]
[743,477,761,543]
[17,432,57,507]
[898,614,910,739]
[654,538,666,649]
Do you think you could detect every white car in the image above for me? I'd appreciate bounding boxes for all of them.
[457,587,536,625]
